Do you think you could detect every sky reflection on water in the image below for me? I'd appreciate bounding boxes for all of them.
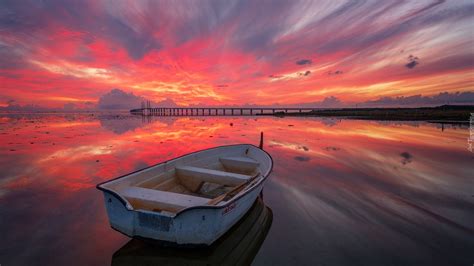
[0,113,473,265]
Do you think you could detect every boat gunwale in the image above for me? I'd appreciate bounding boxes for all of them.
[96,143,273,217]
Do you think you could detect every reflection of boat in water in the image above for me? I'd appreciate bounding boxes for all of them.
[112,196,273,266]
[97,143,273,245]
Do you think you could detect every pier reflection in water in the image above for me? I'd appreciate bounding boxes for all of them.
[112,196,272,266]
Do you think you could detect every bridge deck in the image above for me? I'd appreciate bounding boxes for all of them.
[130,107,319,116]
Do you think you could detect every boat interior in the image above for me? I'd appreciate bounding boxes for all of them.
[100,146,267,214]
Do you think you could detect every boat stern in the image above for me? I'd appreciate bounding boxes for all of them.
[100,190,135,237]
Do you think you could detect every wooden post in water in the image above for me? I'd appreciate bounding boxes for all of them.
[259,132,264,149]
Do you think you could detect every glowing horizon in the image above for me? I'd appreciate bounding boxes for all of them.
[0,0,473,109]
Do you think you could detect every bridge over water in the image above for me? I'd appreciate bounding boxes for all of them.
[130,107,318,116]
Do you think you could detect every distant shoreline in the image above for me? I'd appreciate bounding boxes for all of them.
[257,105,474,124]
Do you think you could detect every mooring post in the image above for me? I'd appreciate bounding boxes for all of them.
[259,132,264,149]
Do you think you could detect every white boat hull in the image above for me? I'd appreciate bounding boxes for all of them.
[98,144,273,246]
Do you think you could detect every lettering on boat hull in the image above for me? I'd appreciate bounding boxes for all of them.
[222,202,236,215]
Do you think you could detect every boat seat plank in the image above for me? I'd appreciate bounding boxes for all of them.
[219,156,260,173]
[176,166,251,187]
[122,186,209,212]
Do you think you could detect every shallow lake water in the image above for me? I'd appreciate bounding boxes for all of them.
[0,113,473,265]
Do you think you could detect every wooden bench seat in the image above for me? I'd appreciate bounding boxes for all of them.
[176,166,251,187]
[121,186,209,212]
[219,156,260,173]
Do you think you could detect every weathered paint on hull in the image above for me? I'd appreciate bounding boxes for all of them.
[111,197,273,265]
[101,179,266,245]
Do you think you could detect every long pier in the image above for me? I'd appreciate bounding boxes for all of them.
[130,107,318,116]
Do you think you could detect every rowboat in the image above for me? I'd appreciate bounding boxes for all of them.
[112,196,273,265]
[97,140,273,246]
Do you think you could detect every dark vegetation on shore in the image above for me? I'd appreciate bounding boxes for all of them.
[259,105,474,123]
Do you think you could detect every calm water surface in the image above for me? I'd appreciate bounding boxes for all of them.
[0,113,473,265]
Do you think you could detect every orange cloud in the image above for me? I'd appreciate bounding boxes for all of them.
[0,1,472,108]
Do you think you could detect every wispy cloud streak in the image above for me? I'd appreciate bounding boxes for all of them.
[0,0,472,107]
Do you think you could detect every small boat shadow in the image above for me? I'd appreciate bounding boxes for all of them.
[111,196,273,265]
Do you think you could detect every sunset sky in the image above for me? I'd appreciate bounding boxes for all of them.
[0,0,473,109]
